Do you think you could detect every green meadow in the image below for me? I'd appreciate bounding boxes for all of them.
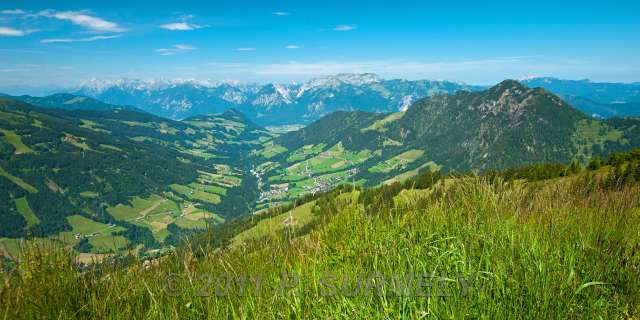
[14,197,39,228]
[67,215,125,236]
[0,128,33,154]
[0,165,38,194]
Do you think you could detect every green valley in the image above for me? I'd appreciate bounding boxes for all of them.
[2,81,640,260]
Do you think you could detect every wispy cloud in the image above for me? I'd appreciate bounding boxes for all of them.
[179,14,195,20]
[1,9,25,15]
[249,57,542,83]
[273,12,289,16]
[39,10,125,33]
[236,47,256,52]
[0,27,35,36]
[160,22,204,31]
[156,44,196,56]
[41,35,121,43]
[285,45,300,49]
[333,24,357,31]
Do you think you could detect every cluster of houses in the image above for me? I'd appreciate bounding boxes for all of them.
[73,223,117,240]
[259,183,289,202]
[258,166,360,203]
[303,167,359,195]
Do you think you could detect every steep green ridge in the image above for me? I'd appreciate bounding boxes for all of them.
[256,80,640,204]
[0,98,269,255]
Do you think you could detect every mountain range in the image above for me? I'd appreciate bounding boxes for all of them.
[521,77,640,118]
[3,75,638,126]
[73,74,483,125]
[70,74,640,125]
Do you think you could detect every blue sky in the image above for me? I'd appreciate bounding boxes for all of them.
[1,0,639,90]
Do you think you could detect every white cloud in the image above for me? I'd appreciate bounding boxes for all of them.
[273,12,289,16]
[41,35,121,43]
[1,9,25,15]
[333,24,357,31]
[0,27,29,36]
[39,10,125,33]
[156,44,196,56]
[160,22,203,31]
[285,45,300,49]
[236,47,256,52]
[249,57,545,84]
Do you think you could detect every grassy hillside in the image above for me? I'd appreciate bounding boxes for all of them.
[1,152,638,318]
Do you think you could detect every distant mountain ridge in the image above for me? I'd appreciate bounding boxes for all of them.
[520,77,640,118]
[72,74,640,125]
[74,74,483,125]
[4,75,640,125]
[520,77,640,102]
[2,93,139,112]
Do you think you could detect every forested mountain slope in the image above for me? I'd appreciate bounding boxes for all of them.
[0,98,269,255]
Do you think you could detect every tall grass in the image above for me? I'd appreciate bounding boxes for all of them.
[1,177,639,319]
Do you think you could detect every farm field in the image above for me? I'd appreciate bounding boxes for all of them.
[272,142,372,182]
[231,200,317,246]
[0,128,33,154]
[67,215,125,236]
[368,149,424,173]
[383,161,440,185]
[104,193,221,243]
[170,184,221,205]
[14,197,39,228]
[0,165,38,193]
